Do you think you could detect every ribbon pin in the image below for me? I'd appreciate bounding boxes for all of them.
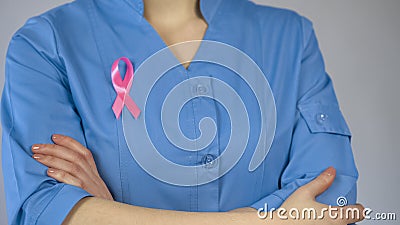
[111,57,141,119]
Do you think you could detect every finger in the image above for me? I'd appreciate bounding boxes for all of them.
[51,134,87,155]
[299,167,336,198]
[32,144,84,165]
[32,143,98,176]
[51,134,97,169]
[47,168,84,189]
[33,154,86,179]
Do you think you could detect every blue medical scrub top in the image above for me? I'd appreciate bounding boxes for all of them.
[1,0,358,224]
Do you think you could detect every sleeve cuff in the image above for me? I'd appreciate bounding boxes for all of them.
[316,175,357,206]
[250,174,357,212]
[36,184,92,225]
[250,177,313,212]
[250,193,285,212]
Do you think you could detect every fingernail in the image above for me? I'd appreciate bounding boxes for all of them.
[32,145,40,151]
[52,134,64,140]
[325,167,335,176]
[48,169,55,173]
[33,154,42,159]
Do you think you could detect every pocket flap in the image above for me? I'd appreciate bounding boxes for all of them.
[298,104,351,136]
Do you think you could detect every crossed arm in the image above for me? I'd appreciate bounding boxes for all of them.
[31,134,364,225]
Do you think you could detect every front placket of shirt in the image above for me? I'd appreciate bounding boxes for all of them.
[88,0,223,211]
[181,66,220,211]
[131,8,223,212]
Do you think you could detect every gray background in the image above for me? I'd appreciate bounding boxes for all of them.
[0,0,399,224]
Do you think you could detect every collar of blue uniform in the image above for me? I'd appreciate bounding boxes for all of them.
[122,0,224,23]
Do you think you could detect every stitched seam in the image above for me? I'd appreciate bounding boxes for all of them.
[37,16,68,85]
[3,63,21,222]
[87,0,124,201]
[296,18,320,106]
[256,6,267,203]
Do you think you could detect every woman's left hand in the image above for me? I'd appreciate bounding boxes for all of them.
[32,134,113,201]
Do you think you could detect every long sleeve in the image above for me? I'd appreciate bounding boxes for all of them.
[1,16,91,225]
[251,17,358,212]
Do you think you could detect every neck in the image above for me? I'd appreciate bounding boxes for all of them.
[143,0,202,23]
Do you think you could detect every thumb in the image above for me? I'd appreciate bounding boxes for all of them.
[301,167,336,198]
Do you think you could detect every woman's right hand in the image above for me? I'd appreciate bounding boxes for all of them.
[235,167,364,224]
[269,167,364,224]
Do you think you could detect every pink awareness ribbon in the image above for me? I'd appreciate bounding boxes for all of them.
[111,57,141,119]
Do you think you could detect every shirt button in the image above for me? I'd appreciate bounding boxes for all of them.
[316,113,328,124]
[202,154,217,168]
[196,84,208,95]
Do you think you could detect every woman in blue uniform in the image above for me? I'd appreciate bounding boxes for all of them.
[1,0,364,224]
